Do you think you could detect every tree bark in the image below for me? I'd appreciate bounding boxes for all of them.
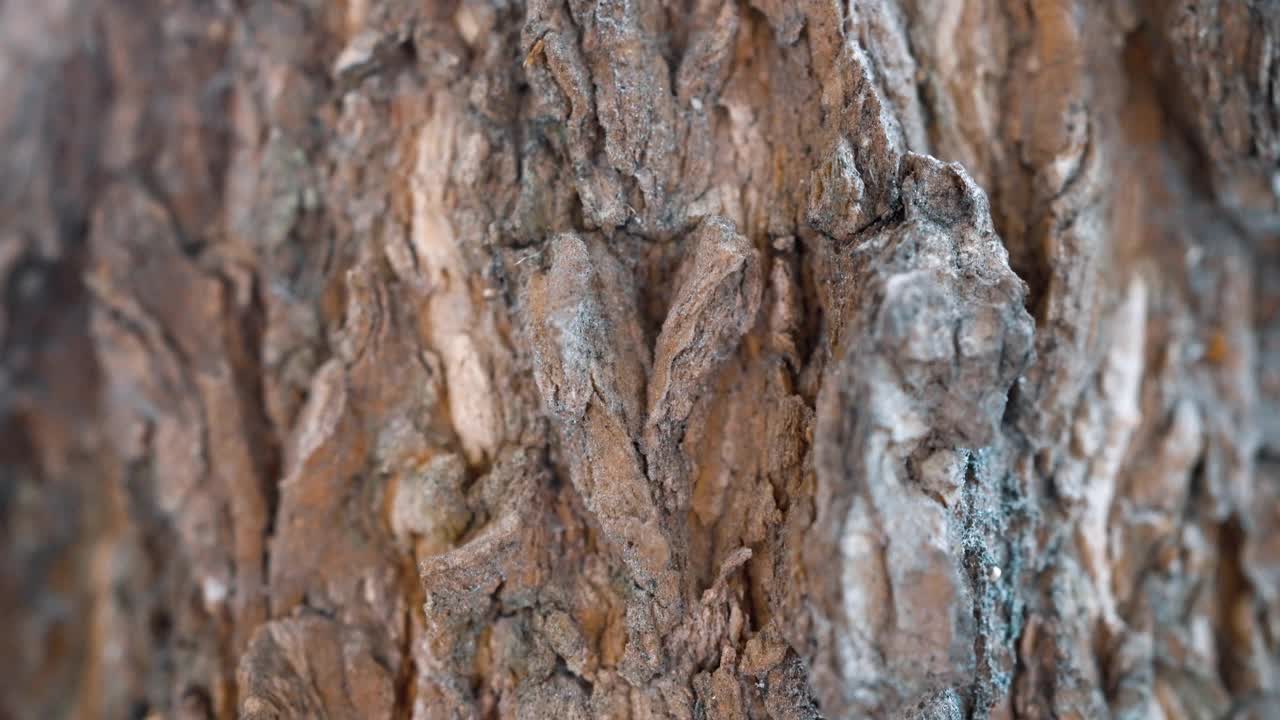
[3,0,1280,718]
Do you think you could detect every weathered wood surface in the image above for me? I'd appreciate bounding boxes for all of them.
[2,0,1279,718]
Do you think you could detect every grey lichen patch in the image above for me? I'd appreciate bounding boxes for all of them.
[892,687,964,720]
[526,233,649,429]
[809,151,1034,714]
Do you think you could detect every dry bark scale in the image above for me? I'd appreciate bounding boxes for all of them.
[2,0,1280,718]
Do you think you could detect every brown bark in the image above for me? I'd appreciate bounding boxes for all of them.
[3,0,1279,718]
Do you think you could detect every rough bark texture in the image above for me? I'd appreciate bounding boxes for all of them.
[3,0,1280,718]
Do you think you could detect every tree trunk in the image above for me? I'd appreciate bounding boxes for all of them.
[3,0,1279,717]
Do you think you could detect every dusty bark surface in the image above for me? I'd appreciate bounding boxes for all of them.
[3,0,1280,718]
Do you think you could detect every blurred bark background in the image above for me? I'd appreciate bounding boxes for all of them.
[2,0,1279,718]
